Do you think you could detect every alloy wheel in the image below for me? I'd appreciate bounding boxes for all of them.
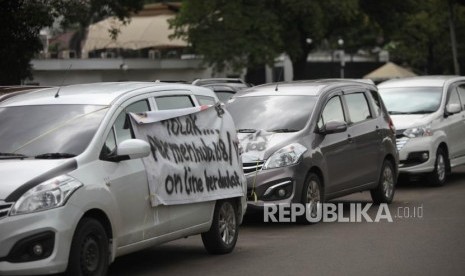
[218,203,236,245]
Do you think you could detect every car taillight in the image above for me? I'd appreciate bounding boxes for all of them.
[388,116,396,134]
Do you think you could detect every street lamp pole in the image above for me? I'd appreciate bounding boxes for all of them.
[338,38,345,78]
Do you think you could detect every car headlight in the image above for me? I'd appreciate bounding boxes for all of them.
[403,124,433,138]
[10,175,83,216]
[263,143,307,169]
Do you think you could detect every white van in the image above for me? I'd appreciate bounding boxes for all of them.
[378,76,465,185]
[0,82,247,275]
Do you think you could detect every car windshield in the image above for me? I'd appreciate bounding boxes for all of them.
[378,87,442,114]
[226,95,316,132]
[0,104,108,158]
[216,91,236,103]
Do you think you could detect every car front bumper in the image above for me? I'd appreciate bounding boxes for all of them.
[244,162,308,210]
[397,136,438,174]
[0,204,82,275]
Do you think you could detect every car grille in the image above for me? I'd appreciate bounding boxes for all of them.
[243,161,264,174]
[396,137,409,151]
[395,129,409,151]
[0,202,13,219]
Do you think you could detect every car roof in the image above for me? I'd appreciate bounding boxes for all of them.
[234,79,376,97]
[378,75,465,88]
[192,78,247,85]
[203,84,239,93]
[0,82,216,107]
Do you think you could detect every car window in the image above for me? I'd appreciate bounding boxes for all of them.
[101,100,150,158]
[216,91,236,103]
[226,95,317,132]
[155,95,194,110]
[379,87,442,114]
[369,90,382,116]
[318,96,345,129]
[196,95,216,106]
[344,92,372,124]
[458,85,465,109]
[448,87,462,108]
[0,105,107,157]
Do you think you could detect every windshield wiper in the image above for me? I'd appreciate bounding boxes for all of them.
[388,111,410,115]
[237,129,257,133]
[0,152,28,159]
[268,128,299,133]
[389,110,433,115]
[35,153,76,159]
[406,110,434,114]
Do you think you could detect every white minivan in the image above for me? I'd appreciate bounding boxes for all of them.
[0,82,247,275]
[378,76,465,185]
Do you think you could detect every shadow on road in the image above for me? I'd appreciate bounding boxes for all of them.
[396,166,465,190]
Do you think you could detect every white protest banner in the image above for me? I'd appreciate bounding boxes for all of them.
[130,104,245,207]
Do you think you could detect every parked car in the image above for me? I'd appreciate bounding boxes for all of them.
[225,80,398,217]
[192,78,251,102]
[0,86,51,102]
[378,76,465,186]
[0,82,246,275]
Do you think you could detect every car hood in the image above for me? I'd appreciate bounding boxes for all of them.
[0,159,73,201]
[238,131,297,162]
[390,114,433,130]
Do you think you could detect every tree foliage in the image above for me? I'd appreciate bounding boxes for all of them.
[170,1,282,73]
[172,0,465,78]
[0,0,52,84]
[362,0,465,74]
[171,0,383,79]
[0,0,144,85]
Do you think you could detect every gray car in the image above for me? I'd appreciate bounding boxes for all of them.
[225,80,399,214]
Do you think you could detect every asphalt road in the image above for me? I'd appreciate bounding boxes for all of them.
[108,166,465,276]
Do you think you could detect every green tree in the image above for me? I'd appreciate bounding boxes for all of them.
[0,0,52,84]
[171,0,375,80]
[361,0,465,74]
[0,0,144,85]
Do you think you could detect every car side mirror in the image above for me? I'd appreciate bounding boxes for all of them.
[106,139,151,162]
[445,103,461,116]
[320,121,347,135]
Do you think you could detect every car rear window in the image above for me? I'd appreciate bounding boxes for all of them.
[155,95,194,110]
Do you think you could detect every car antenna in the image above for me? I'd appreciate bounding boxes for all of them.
[275,67,284,91]
[54,64,72,98]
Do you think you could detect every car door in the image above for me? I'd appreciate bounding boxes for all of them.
[100,99,154,246]
[316,92,355,194]
[342,89,380,188]
[152,93,214,234]
[444,84,464,159]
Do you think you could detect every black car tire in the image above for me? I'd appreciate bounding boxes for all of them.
[427,147,448,186]
[201,200,239,254]
[371,160,396,204]
[299,173,323,224]
[67,218,109,276]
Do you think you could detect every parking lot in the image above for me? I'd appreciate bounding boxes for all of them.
[108,166,465,276]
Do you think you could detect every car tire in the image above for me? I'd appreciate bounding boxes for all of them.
[67,218,109,276]
[201,200,239,254]
[427,147,448,186]
[371,160,396,204]
[299,173,323,224]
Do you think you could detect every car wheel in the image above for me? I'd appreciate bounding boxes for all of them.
[299,173,323,224]
[371,160,396,204]
[201,200,238,254]
[67,218,109,276]
[428,147,448,186]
